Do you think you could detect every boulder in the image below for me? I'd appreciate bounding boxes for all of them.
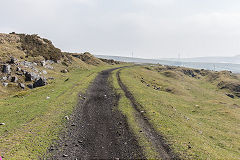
[25,72,39,81]
[2,64,11,74]
[19,83,25,89]
[9,57,18,64]
[2,82,8,87]
[1,76,7,81]
[11,76,18,83]
[33,78,47,88]
[27,84,34,89]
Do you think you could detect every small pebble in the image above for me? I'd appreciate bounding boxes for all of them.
[65,116,69,120]
[63,154,68,157]
[0,123,5,125]
[46,96,50,99]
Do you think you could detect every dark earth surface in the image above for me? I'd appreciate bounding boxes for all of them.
[48,68,145,159]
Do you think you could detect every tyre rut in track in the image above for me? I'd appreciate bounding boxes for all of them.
[49,67,145,159]
[116,69,180,160]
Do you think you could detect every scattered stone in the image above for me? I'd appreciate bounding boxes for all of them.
[33,78,47,88]
[11,76,18,83]
[25,72,39,81]
[44,65,54,69]
[16,72,23,76]
[1,76,7,81]
[27,84,34,89]
[63,154,68,157]
[65,116,69,120]
[140,111,145,113]
[42,70,47,74]
[2,82,8,87]
[0,123,5,125]
[16,67,21,71]
[40,60,46,66]
[2,64,11,74]
[226,93,234,99]
[188,142,192,149]
[46,96,50,99]
[10,57,18,64]
[19,83,25,89]
[61,69,68,73]
[184,116,190,120]
[64,78,69,82]
[20,61,34,68]
[7,76,12,81]
[46,60,55,64]
[182,69,196,77]
[48,77,55,80]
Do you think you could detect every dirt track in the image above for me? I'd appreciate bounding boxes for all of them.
[49,68,145,159]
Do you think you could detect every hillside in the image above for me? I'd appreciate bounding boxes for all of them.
[0,33,121,97]
[0,33,124,159]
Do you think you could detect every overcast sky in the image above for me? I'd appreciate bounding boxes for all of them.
[1,0,240,58]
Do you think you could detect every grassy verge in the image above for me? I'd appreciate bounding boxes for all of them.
[118,66,240,159]
[0,65,123,160]
[110,69,160,159]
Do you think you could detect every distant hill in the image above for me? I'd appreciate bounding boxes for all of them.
[96,55,240,64]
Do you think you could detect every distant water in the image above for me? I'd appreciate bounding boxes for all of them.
[95,55,240,73]
[159,61,240,73]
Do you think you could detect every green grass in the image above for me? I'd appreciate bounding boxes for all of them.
[117,65,240,159]
[0,65,123,159]
[110,69,160,159]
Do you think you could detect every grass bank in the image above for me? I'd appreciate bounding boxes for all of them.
[117,65,240,159]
